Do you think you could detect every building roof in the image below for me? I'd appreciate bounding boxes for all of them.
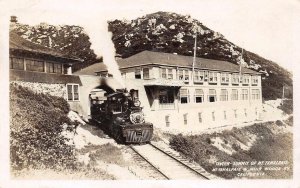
[9,32,82,63]
[119,51,259,74]
[73,63,105,75]
[74,51,260,75]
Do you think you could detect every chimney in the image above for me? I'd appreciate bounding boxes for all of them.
[10,16,18,23]
[10,16,18,31]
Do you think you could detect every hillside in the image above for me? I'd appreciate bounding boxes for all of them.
[10,22,98,72]
[10,83,113,179]
[108,11,293,100]
[169,121,293,179]
[10,12,293,100]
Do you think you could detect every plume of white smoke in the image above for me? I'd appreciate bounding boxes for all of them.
[85,20,125,88]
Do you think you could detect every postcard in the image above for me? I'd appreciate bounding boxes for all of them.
[0,0,299,187]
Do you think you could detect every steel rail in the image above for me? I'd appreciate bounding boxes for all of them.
[149,143,209,180]
[129,145,170,180]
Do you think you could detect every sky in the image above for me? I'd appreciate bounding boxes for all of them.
[1,0,300,72]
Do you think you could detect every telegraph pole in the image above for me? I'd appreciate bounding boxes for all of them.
[192,34,197,83]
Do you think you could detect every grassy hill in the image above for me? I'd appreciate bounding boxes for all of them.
[9,83,113,179]
[169,121,293,179]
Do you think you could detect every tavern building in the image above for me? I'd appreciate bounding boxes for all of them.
[77,51,263,129]
[9,30,83,110]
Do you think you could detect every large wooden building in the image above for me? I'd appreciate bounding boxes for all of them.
[80,51,262,129]
[9,31,83,110]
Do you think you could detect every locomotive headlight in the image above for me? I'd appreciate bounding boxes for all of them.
[130,112,145,124]
[133,99,141,107]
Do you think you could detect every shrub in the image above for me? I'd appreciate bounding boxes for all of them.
[232,143,241,151]
[278,99,293,115]
[10,84,76,171]
[275,120,284,126]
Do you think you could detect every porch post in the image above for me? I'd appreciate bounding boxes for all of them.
[154,88,159,110]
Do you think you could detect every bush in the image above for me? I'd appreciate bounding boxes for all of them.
[278,99,293,115]
[10,84,76,171]
[275,120,284,126]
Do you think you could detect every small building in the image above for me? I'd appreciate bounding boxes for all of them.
[78,51,263,129]
[9,31,83,111]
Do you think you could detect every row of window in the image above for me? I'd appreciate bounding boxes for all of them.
[10,57,63,74]
[133,67,259,85]
[179,88,260,104]
[166,108,259,126]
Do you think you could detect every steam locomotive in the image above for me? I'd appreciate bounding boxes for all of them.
[90,89,153,144]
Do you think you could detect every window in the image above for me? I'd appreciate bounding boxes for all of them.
[208,89,216,102]
[178,69,183,80]
[234,109,237,118]
[183,113,188,125]
[165,115,170,127]
[224,111,227,120]
[160,68,173,79]
[252,76,259,85]
[204,71,209,80]
[231,89,238,100]
[252,89,260,100]
[161,68,167,79]
[244,109,247,117]
[221,73,229,84]
[242,74,250,85]
[178,69,189,82]
[26,59,44,72]
[67,84,80,101]
[121,72,126,78]
[167,68,173,79]
[220,89,228,101]
[159,89,174,104]
[184,70,189,82]
[194,70,205,82]
[208,72,218,83]
[47,62,62,74]
[232,74,240,84]
[212,112,215,121]
[143,68,150,79]
[194,89,204,103]
[135,68,141,79]
[180,89,189,103]
[198,112,202,123]
[10,57,24,70]
[54,63,62,74]
[241,89,249,100]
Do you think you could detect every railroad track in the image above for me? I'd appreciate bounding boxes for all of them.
[130,143,216,180]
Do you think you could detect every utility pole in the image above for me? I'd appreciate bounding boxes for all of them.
[239,48,244,83]
[192,34,197,83]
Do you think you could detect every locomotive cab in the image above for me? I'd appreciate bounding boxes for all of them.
[91,89,153,144]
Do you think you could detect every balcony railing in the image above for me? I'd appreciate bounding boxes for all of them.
[158,103,175,110]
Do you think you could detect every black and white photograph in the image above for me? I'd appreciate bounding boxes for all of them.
[0,0,299,187]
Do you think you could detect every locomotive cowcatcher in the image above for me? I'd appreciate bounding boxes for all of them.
[90,89,153,144]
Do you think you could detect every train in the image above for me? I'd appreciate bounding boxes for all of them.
[90,88,153,144]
